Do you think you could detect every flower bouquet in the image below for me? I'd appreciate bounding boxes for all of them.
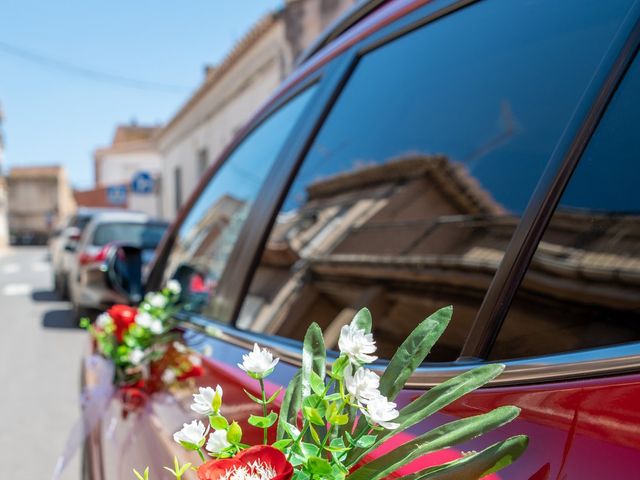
[82,280,203,397]
[138,306,528,480]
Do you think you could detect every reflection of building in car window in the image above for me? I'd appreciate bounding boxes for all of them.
[239,155,518,361]
[169,195,248,302]
[493,55,640,359]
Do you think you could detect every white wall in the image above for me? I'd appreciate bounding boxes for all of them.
[157,21,291,220]
[97,149,162,217]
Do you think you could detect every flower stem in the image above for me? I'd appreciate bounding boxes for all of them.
[259,378,268,445]
[320,423,334,455]
[287,378,336,460]
[197,448,206,462]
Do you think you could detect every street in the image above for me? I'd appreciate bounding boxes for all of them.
[0,246,84,479]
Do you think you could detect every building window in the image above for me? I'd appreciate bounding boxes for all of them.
[198,148,209,177]
[174,166,183,212]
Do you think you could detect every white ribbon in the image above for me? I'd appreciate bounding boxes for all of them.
[51,355,115,480]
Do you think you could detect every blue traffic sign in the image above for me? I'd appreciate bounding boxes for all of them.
[106,185,127,205]
[131,171,155,194]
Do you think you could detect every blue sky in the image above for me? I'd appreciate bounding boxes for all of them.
[0,0,282,188]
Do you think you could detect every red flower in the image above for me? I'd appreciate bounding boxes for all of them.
[177,364,204,381]
[198,445,293,480]
[107,304,137,341]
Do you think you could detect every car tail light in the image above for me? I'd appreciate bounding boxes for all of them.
[78,245,110,266]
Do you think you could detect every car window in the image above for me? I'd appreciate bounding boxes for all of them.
[93,222,168,249]
[236,0,637,361]
[490,55,640,360]
[162,86,318,312]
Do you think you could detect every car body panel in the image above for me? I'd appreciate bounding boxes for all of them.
[85,327,640,479]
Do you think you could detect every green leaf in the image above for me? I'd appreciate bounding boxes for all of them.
[309,424,322,444]
[248,411,278,428]
[282,421,301,439]
[303,406,325,426]
[331,355,349,379]
[394,435,529,480]
[133,467,149,480]
[212,390,223,414]
[302,323,326,397]
[272,439,293,451]
[243,388,263,404]
[209,415,229,430]
[306,456,333,476]
[345,406,521,480]
[379,306,452,401]
[293,471,311,480]
[346,364,505,466]
[332,414,349,426]
[298,442,320,459]
[228,421,243,444]
[310,371,326,395]
[354,435,377,448]
[326,438,349,453]
[352,308,372,333]
[266,387,283,404]
[277,370,302,440]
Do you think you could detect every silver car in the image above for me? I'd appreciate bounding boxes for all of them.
[68,211,168,317]
[49,208,120,299]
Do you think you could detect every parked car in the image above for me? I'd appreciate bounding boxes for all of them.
[83,0,640,478]
[50,208,120,299]
[69,211,168,317]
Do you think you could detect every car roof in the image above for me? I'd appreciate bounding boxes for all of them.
[89,211,163,225]
[296,0,391,65]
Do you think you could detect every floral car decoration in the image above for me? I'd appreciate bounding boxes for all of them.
[81,279,203,394]
[135,306,528,480]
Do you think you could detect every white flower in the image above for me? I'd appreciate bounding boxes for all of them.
[238,343,279,379]
[338,322,378,364]
[344,364,380,405]
[173,341,187,353]
[149,319,163,335]
[145,292,167,309]
[191,385,223,416]
[189,354,202,367]
[135,311,153,328]
[205,429,231,455]
[96,313,112,328]
[167,279,181,295]
[173,420,206,449]
[218,461,277,479]
[364,394,400,429]
[161,368,176,384]
[128,348,145,365]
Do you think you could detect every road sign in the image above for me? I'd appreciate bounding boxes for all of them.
[131,171,155,194]
[106,185,127,205]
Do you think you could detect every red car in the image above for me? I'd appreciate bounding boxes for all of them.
[84,0,640,478]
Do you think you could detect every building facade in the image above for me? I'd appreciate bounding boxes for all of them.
[91,123,162,216]
[0,103,8,247]
[7,166,76,244]
[157,0,357,220]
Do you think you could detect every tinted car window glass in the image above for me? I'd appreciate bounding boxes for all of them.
[93,222,168,249]
[491,56,640,360]
[163,87,317,312]
[237,0,636,361]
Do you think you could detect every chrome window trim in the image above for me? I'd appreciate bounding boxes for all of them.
[182,316,640,388]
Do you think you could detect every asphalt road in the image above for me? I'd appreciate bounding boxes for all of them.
[0,246,85,479]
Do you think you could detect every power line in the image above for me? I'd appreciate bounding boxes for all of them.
[0,39,191,93]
